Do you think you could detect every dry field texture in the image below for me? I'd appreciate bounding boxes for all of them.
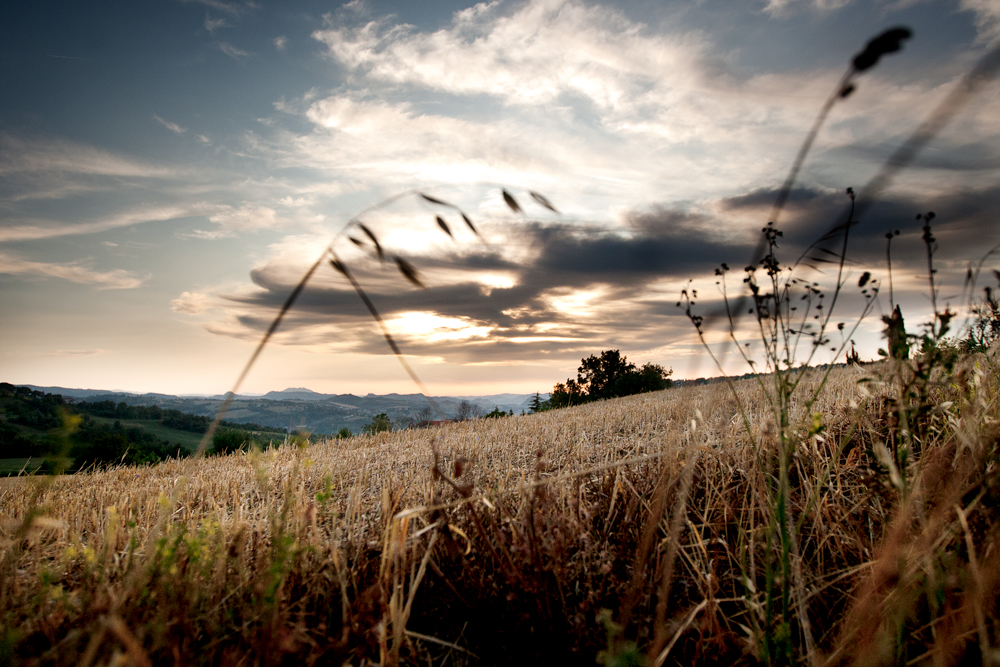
[2,356,1000,666]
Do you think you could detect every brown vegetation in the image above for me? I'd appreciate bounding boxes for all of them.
[2,356,999,665]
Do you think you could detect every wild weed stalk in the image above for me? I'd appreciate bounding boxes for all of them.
[675,26,1000,666]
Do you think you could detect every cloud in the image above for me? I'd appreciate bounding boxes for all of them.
[0,134,191,203]
[40,349,109,357]
[153,114,187,134]
[0,252,148,289]
[763,0,853,16]
[0,134,175,178]
[274,35,287,50]
[960,0,1000,42]
[191,176,1000,367]
[280,0,1000,217]
[204,16,231,32]
[171,291,215,314]
[135,0,998,375]
[190,203,280,238]
[0,204,214,242]
[181,0,257,17]
[216,42,252,59]
[312,0,710,111]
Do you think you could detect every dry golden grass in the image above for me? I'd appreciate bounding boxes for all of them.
[1,359,998,666]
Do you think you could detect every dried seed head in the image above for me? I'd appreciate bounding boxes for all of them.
[357,223,384,262]
[395,256,426,289]
[436,216,453,238]
[419,192,448,206]
[852,27,912,73]
[349,237,364,247]
[530,191,558,212]
[502,189,522,213]
[329,258,347,276]
[461,212,479,236]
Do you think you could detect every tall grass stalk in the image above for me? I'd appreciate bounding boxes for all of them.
[677,28,1000,667]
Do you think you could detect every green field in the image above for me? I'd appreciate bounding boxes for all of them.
[87,417,286,452]
[87,417,204,451]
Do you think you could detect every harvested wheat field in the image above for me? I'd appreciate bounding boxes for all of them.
[2,358,1000,666]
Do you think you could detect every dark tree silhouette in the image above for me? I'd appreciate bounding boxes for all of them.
[547,350,672,408]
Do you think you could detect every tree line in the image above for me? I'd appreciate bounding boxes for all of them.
[0,384,288,471]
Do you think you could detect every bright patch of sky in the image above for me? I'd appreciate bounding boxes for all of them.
[1,0,999,395]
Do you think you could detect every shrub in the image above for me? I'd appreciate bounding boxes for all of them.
[361,412,392,435]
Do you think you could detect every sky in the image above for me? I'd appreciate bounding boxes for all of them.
[2,0,999,397]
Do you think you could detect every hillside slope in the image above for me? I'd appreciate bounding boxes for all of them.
[2,361,999,665]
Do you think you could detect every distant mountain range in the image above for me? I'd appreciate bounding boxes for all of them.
[20,385,549,436]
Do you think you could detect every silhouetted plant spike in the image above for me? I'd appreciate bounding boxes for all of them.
[885,228,901,309]
[193,187,556,447]
[851,27,912,73]
[435,215,453,238]
[529,191,558,212]
[460,212,478,235]
[697,28,915,344]
[419,193,448,206]
[502,189,522,213]
[418,190,482,237]
[394,255,426,289]
[358,223,384,262]
[920,211,939,306]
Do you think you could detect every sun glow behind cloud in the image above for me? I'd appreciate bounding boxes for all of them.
[388,311,493,343]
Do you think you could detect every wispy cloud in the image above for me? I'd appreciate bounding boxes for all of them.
[273,35,287,51]
[763,0,853,16]
[189,203,281,239]
[312,1,710,111]
[204,16,230,32]
[216,42,252,59]
[0,251,148,289]
[0,134,175,178]
[153,114,187,134]
[960,0,1000,42]
[40,349,109,357]
[171,291,215,314]
[196,0,1000,370]
[0,204,214,242]
[181,0,257,18]
[288,0,998,214]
